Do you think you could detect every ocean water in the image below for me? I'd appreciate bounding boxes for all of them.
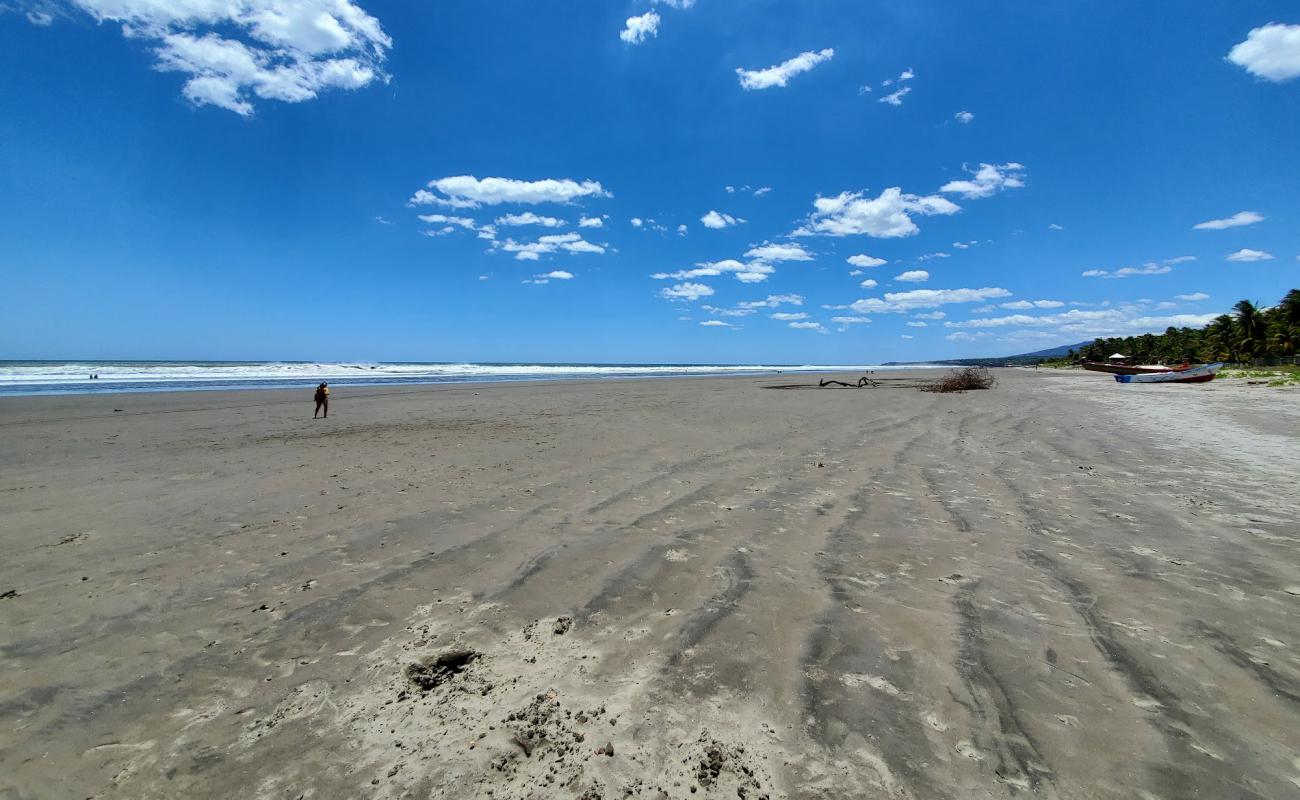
[0,361,918,397]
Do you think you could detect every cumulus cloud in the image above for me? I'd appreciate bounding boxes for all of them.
[850,287,1011,314]
[954,111,974,123]
[411,176,609,209]
[859,278,878,288]
[578,215,605,228]
[496,212,564,227]
[894,270,929,282]
[1082,255,1193,278]
[67,0,391,115]
[1226,248,1274,262]
[524,269,575,284]
[700,320,736,328]
[619,11,659,44]
[906,321,927,327]
[939,163,1026,199]
[701,305,755,318]
[1176,292,1210,301]
[1193,210,1263,230]
[1000,299,1064,309]
[661,282,714,301]
[913,311,945,319]
[789,321,828,333]
[847,253,886,268]
[744,242,812,262]
[497,232,605,260]
[700,210,745,229]
[1228,23,1300,82]
[795,187,959,238]
[879,86,911,106]
[831,316,871,325]
[738,294,803,309]
[945,332,987,342]
[652,259,774,284]
[945,308,1221,338]
[770,312,808,321]
[736,48,834,90]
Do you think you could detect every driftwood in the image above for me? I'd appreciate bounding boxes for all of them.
[819,376,880,389]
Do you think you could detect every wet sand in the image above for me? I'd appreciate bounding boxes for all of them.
[1,370,1298,799]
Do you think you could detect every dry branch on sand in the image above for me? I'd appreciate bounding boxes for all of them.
[923,367,997,393]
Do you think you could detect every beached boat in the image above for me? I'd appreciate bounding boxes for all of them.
[1114,363,1223,384]
[1083,361,1176,375]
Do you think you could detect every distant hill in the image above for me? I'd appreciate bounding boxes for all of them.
[1006,340,1093,359]
[884,340,1092,367]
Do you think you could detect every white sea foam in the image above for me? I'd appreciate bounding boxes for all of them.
[0,361,927,395]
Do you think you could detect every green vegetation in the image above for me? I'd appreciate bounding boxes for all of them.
[1220,365,1300,387]
[1055,289,1300,367]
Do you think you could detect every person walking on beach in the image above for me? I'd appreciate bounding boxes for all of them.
[313,382,329,419]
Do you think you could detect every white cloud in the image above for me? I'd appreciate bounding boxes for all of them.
[738,294,803,309]
[859,278,878,289]
[544,270,573,279]
[795,187,959,238]
[1176,292,1210,301]
[652,259,774,283]
[753,186,772,196]
[847,253,887,268]
[497,232,605,260]
[894,270,929,282]
[913,311,945,320]
[939,163,1026,199]
[69,0,391,115]
[744,242,813,261]
[661,282,714,301]
[26,9,55,25]
[652,0,695,7]
[1226,248,1274,262]
[1193,210,1264,230]
[1049,223,1064,230]
[700,210,746,229]
[906,321,928,327]
[770,312,808,321]
[1082,255,1192,278]
[619,11,659,44]
[1228,23,1300,82]
[945,307,1220,338]
[701,305,755,318]
[578,215,605,228]
[850,287,1011,314]
[879,86,911,106]
[916,251,950,261]
[999,299,1064,309]
[789,321,828,333]
[736,48,834,90]
[700,320,736,328]
[677,223,687,235]
[954,110,974,124]
[945,332,987,342]
[832,316,871,325]
[411,176,609,209]
[900,334,914,339]
[418,213,476,229]
[496,212,564,227]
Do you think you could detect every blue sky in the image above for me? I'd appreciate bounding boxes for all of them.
[1,1,1297,363]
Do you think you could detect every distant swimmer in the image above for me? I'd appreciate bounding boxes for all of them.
[313,382,330,419]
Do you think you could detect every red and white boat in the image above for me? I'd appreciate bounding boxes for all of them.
[1114,363,1223,384]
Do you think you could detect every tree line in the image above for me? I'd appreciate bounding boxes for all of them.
[1070,289,1299,364]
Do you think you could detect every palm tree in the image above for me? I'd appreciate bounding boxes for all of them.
[1202,314,1236,361]
[1234,300,1267,359]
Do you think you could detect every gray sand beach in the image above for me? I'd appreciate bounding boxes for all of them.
[2,369,1298,799]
